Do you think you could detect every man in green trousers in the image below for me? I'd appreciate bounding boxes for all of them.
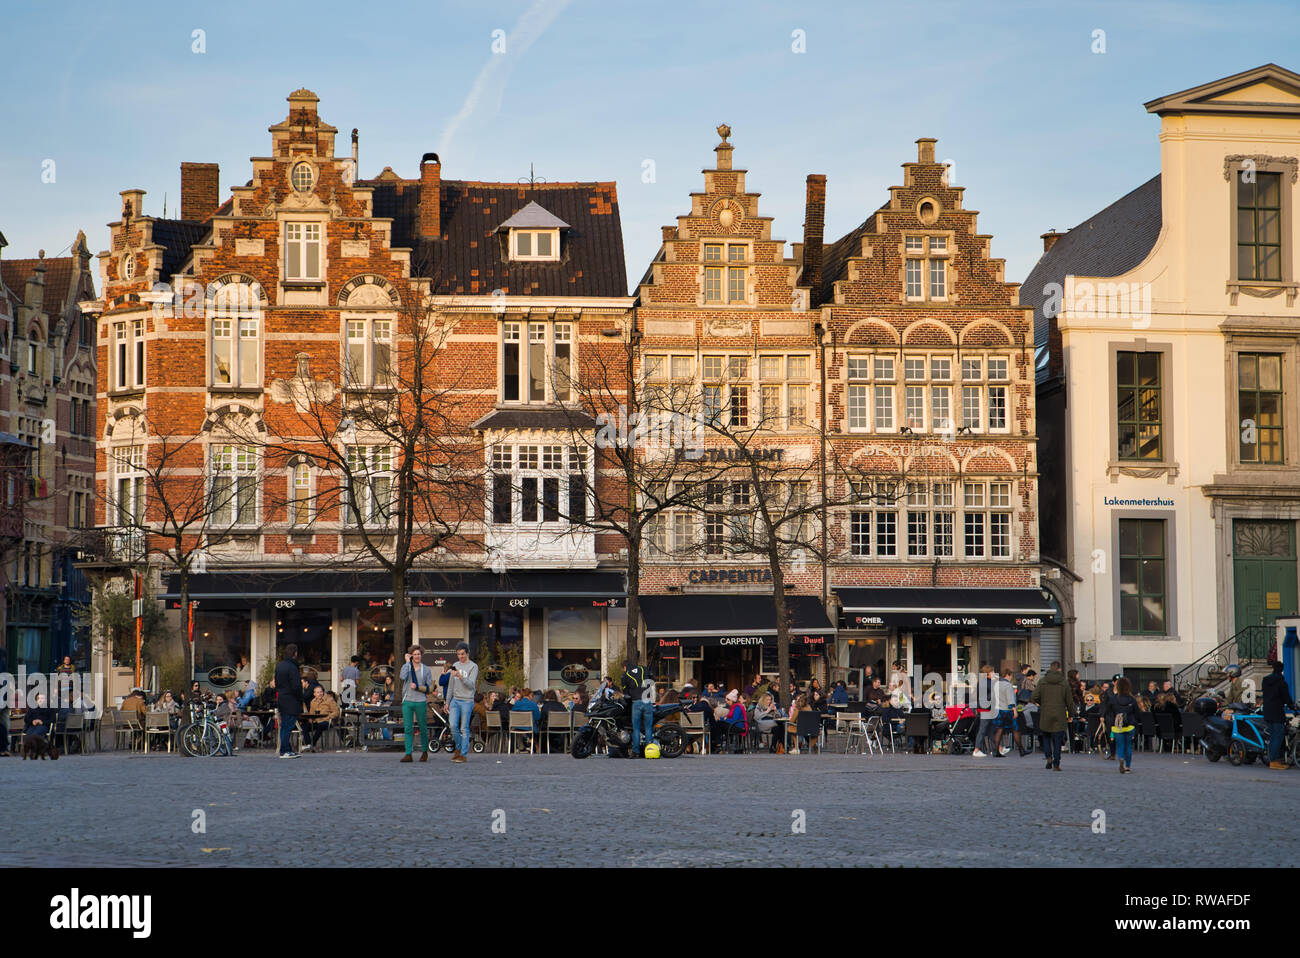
[399,645,433,763]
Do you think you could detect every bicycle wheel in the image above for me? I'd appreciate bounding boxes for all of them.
[179,723,207,757]
[201,722,222,757]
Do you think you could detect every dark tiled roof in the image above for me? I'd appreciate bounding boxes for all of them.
[1020,175,1163,384]
[813,207,883,307]
[471,407,598,432]
[365,179,628,298]
[151,218,211,278]
[1,257,76,313]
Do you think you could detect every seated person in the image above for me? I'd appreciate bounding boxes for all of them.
[752,692,785,752]
[721,691,748,752]
[235,680,258,709]
[511,686,542,738]
[24,694,56,742]
[786,694,810,753]
[305,685,339,748]
[214,691,243,749]
[828,681,849,707]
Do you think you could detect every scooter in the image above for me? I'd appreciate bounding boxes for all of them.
[1201,702,1269,766]
[570,696,686,759]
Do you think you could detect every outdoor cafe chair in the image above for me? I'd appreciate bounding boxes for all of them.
[680,709,708,754]
[1154,712,1179,753]
[1179,711,1205,754]
[143,712,172,753]
[58,712,88,755]
[903,712,931,754]
[507,710,536,754]
[484,710,504,753]
[544,710,574,754]
[834,712,863,753]
[794,710,822,753]
[859,715,886,756]
[1136,712,1157,751]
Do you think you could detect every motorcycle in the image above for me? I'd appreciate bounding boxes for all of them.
[1201,701,1269,766]
[571,696,686,759]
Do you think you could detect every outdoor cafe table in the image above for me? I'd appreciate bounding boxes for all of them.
[344,705,399,748]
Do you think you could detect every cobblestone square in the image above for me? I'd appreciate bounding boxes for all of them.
[1,749,1294,867]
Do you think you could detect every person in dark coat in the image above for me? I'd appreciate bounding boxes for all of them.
[274,644,307,758]
[1262,661,1295,770]
[1031,662,1076,771]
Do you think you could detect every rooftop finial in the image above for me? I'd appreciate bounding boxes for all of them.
[717,123,731,144]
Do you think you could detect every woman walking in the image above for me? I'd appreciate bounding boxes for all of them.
[1104,676,1141,773]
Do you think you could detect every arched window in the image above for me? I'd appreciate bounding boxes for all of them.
[291,460,312,526]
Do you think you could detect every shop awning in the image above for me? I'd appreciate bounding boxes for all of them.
[640,594,836,648]
[834,587,1057,630]
[162,570,626,612]
[413,571,625,610]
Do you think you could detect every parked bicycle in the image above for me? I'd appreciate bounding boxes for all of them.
[179,703,233,758]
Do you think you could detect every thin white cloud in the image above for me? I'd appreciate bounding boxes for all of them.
[438,0,574,157]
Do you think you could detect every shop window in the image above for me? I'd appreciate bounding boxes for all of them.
[546,608,601,691]
[276,608,333,678]
[194,610,251,681]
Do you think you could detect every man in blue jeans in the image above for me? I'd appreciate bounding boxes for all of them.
[1263,660,1295,770]
[621,651,654,757]
[444,642,478,763]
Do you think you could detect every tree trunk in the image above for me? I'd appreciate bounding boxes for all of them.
[392,567,407,705]
[770,551,789,711]
[625,537,641,667]
[180,566,192,690]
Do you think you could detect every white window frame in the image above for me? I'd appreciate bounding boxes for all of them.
[346,445,394,526]
[511,229,560,262]
[284,222,322,281]
[500,321,575,405]
[290,461,312,527]
[210,444,259,528]
[344,316,394,389]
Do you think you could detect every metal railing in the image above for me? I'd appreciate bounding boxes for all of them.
[1173,624,1275,695]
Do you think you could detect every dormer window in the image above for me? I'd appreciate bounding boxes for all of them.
[512,229,559,261]
[498,201,569,263]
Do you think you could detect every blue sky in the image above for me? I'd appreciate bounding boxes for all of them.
[2,0,1298,290]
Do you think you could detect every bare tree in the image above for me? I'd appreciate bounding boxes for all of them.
[540,321,728,664]
[249,291,483,697]
[97,410,237,681]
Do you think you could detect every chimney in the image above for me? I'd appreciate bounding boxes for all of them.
[420,152,441,239]
[351,128,359,183]
[180,163,220,221]
[1041,230,1064,253]
[714,124,733,170]
[916,137,937,164]
[24,251,47,315]
[120,189,145,220]
[802,174,827,299]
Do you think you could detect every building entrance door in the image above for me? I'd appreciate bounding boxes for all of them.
[1233,519,1298,631]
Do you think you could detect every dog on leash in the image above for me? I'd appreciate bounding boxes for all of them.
[22,734,59,760]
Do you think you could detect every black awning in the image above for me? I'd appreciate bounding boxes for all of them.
[413,571,625,610]
[163,570,625,612]
[640,594,835,649]
[833,587,1057,630]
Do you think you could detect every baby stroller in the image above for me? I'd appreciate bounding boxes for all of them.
[941,705,980,754]
[429,706,486,754]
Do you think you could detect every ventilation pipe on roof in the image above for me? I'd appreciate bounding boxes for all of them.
[351,128,359,184]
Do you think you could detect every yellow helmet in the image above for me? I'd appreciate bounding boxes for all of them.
[643,742,661,759]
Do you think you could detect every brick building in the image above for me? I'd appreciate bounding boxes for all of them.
[0,232,97,673]
[633,127,836,692]
[94,89,632,694]
[812,138,1054,686]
